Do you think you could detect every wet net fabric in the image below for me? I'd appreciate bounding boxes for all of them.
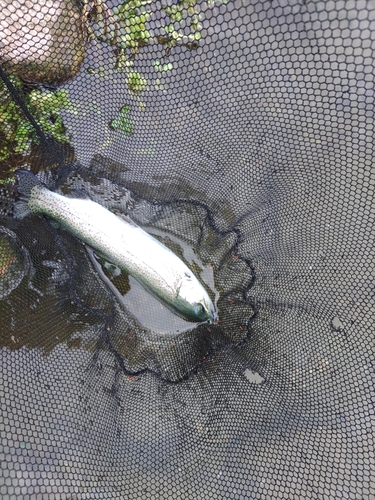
[0,0,374,499]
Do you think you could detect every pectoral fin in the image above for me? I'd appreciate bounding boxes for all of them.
[13,200,31,220]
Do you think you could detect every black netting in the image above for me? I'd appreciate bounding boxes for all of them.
[1,0,374,498]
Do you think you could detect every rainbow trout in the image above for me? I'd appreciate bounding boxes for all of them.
[14,171,217,323]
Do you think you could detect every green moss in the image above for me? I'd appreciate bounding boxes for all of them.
[114,0,153,54]
[154,61,174,73]
[113,0,206,92]
[114,0,203,55]
[127,71,147,93]
[162,0,202,44]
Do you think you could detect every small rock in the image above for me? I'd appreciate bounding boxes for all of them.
[0,0,85,84]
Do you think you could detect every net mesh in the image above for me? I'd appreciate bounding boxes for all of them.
[0,0,374,498]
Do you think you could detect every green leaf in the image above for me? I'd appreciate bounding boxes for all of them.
[110,105,133,135]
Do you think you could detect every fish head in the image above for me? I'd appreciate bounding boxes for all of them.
[175,273,217,323]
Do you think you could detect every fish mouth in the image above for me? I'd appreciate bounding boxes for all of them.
[207,307,218,324]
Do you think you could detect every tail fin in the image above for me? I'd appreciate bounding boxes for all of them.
[13,170,42,220]
[16,170,42,198]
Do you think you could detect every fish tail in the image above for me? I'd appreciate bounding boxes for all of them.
[13,170,42,220]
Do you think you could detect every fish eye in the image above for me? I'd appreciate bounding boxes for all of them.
[194,303,206,317]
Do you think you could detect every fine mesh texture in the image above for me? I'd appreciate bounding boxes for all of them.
[1,0,374,498]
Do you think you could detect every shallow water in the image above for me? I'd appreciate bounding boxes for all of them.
[87,233,219,336]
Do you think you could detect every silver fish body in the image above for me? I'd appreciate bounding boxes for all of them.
[14,171,217,323]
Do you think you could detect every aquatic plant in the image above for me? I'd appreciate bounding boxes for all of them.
[109,105,133,135]
[0,75,72,163]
